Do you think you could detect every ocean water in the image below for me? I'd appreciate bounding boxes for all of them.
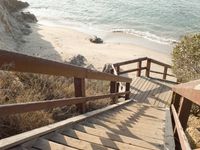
[24,0,200,46]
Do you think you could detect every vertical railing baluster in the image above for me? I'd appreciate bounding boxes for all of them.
[125,82,130,100]
[177,97,192,131]
[146,58,151,77]
[110,81,118,104]
[163,66,168,80]
[110,69,118,104]
[116,66,120,75]
[137,60,142,77]
[74,77,86,113]
[171,93,182,149]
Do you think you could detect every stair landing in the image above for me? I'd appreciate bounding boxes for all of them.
[130,76,175,107]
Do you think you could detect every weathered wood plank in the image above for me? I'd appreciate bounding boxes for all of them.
[73,124,163,150]
[137,61,142,77]
[98,111,164,126]
[146,80,163,105]
[0,100,132,150]
[47,133,111,150]
[164,108,175,150]
[172,79,200,106]
[171,105,191,150]
[132,77,148,100]
[96,115,164,133]
[86,118,164,138]
[130,77,144,97]
[62,129,150,150]
[0,49,131,83]
[134,78,150,101]
[113,57,148,67]
[118,67,146,75]
[125,82,130,100]
[0,92,129,115]
[138,78,153,102]
[74,77,86,113]
[32,138,77,150]
[177,98,192,131]
[157,85,171,107]
[83,121,164,143]
[146,59,151,77]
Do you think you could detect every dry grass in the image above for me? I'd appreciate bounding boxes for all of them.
[0,71,110,139]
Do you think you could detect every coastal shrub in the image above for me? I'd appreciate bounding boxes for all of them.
[0,71,110,138]
[172,34,200,82]
[172,34,200,148]
[172,34,200,116]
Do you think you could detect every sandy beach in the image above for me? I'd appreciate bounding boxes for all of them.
[19,24,172,71]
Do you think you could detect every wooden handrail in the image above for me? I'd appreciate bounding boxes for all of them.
[150,70,175,77]
[172,79,200,106]
[113,57,174,80]
[113,57,147,67]
[0,49,131,83]
[170,80,200,149]
[0,49,132,114]
[171,105,191,150]
[0,92,129,115]
[118,67,147,75]
[0,99,133,150]
[150,58,172,68]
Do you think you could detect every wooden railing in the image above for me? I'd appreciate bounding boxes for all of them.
[0,49,132,114]
[113,57,175,80]
[171,80,200,150]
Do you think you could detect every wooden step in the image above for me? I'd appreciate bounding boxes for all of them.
[96,115,164,131]
[82,121,164,141]
[46,133,112,150]
[62,129,151,150]
[86,118,164,138]
[73,124,163,150]
[0,94,174,150]
[32,138,77,150]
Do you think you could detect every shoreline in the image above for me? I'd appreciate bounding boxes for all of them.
[38,19,173,54]
[37,20,174,54]
[19,23,172,71]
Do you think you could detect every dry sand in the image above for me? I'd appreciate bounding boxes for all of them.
[19,24,172,71]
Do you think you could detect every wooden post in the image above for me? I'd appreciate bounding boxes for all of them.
[116,66,120,75]
[177,97,192,131]
[74,77,86,113]
[171,92,181,150]
[146,59,151,77]
[163,66,168,80]
[172,93,181,131]
[172,92,181,111]
[171,93,181,145]
[137,61,142,77]
[116,82,120,93]
[110,81,117,104]
[125,82,130,100]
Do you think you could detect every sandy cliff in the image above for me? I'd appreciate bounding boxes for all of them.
[0,0,36,50]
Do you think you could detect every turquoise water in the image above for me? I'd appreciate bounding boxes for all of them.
[24,0,200,45]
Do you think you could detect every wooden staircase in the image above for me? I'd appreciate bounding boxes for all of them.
[0,50,199,150]
[15,103,167,150]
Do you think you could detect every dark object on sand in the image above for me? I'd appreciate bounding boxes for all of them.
[90,36,103,44]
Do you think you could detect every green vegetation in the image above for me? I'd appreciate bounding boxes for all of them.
[172,34,200,82]
[0,71,110,139]
[172,34,200,148]
[172,34,200,117]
